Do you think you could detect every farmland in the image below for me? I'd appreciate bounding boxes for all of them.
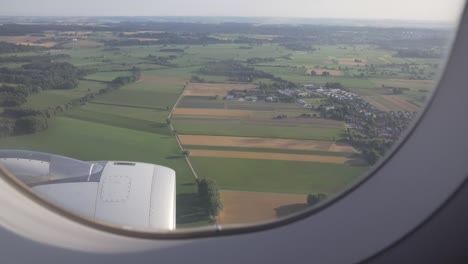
[178,135,355,153]
[183,83,256,97]
[0,18,448,227]
[218,191,307,225]
[172,117,346,141]
[190,157,366,194]
[362,95,420,112]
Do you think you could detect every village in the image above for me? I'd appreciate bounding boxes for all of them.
[225,81,417,164]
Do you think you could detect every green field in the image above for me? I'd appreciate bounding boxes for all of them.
[63,105,170,135]
[0,117,208,226]
[23,80,106,109]
[191,157,367,195]
[179,96,311,111]
[84,71,133,82]
[94,82,183,109]
[2,70,212,227]
[172,117,345,141]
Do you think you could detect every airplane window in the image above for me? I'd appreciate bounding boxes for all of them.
[0,0,464,233]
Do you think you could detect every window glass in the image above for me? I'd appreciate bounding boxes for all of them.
[0,0,464,232]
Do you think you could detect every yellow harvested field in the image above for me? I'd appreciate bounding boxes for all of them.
[59,31,92,36]
[124,31,165,35]
[253,34,281,40]
[338,58,368,66]
[183,83,256,97]
[189,149,357,164]
[17,42,57,47]
[0,36,57,47]
[179,135,355,153]
[63,40,103,48]
[325,58,368,66]
[127,38,160,41]
[173,108,253,117]
[328,143,356,153]
[306,68,343,76]
[217,190,307,225]
[0,36,44,43]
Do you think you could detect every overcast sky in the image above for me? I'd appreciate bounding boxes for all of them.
[0,0,464,21]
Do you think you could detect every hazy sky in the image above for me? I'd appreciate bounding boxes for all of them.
[0,0,464,21]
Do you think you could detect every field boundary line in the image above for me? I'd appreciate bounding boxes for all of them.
[187,149,356,164]
[220,189,308,196]
[90,101,168,111]
[167,82,200,180]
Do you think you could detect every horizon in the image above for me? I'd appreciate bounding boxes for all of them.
[0,15,456,23]
[0,0,463,22]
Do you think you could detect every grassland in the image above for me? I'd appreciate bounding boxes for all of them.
[93,82,183,109]
[23,80,106,109]
[84,71,133,82]
[172,117,345,141]
[190,157,367,195]
[179,96,310,111]
[0,117,208,226]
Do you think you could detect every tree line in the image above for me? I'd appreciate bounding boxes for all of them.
[0,67,141,137]
[0,108,48,136]
[0,62,84,92]
[108,67,141,88]
[0,54,70,63]
[0,62,86,108]
[0,41,43,53]
[395,49,442,59]
[143,54,177,67]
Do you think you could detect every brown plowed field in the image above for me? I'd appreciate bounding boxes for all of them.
[384,95,419,112]
[364,95,419,112]
[173,108,253,117]
[0,36,57,47]
[183,83,256,97]
[179,135,355,153]
[306,68,343,76]
[217,190,307,225]
[0,36,45,43]
[139,75,187,85]
[189,149,356,164]
[363,96,392,111]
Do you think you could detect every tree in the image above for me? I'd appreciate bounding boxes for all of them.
[322,71,330,76]
[310,70,317,76]
[307,193,327,206]
[198,179,223,217]
[182,149,190,156]
[0,117,15,137]
[363,149,380,165]
[14,115,48,134]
